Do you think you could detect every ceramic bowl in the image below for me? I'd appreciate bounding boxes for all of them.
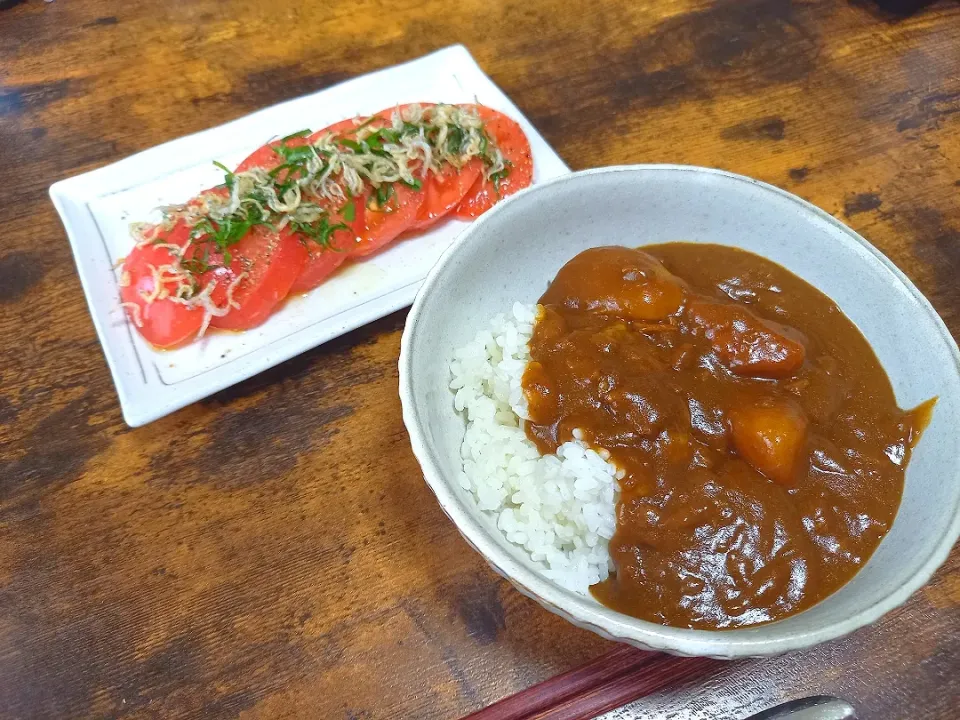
[398,165,960,658]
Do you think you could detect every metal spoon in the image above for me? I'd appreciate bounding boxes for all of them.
[746,696,857,720]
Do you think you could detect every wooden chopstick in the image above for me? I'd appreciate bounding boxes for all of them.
[524,653,720,720]
[462,647,720,720]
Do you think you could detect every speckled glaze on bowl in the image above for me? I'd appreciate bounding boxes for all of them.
[398,166,960,659]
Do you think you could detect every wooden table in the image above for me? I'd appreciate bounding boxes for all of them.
[1,0,958,717]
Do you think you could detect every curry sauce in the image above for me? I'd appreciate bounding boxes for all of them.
[522,244,933,629]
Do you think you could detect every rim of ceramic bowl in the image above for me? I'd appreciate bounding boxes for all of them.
[398,164,960,658]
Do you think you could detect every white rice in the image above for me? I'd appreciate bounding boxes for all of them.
[449,302,619,593]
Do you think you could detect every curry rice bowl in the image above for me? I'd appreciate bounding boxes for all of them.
[449,302,621,593]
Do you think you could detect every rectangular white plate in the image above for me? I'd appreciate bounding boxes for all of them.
[50,45,569,427]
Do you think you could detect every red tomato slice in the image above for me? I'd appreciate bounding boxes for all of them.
[288,198,363,294]
[156,177,307,333]
[353,182,423,257]
[411,158,482,231]
[306,116,368,144]
[236,116,369,177]
[196,225,307,331]
[286,118,373,293]
[229,123,364,302]
[288,243,348,295]
[120,222,203,349]
[453,106,533,220]
[370,103,479,232]
[370,103,433,128]
[235,134,310,175]
[348,105,428,256]
[388,102,477,231]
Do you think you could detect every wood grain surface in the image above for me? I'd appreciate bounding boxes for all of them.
[1,0,959,717]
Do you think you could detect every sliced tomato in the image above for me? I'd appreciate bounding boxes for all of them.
[285,119,374,293]
[375,103,480,231]
[288,243,348,295]
[411,158,482,230]
[200,225,308,331]
[236,116,371,177]
[306,116,369,144]
[287,198,363,294]
[347,105,428,256]
[234,133,311,175]
[372,102,433,129]
[453,106,533,219]
[231,120,366,299]
[120,221,203,349]
[352,182,423,257]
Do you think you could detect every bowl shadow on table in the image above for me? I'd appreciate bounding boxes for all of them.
[849,0,947,19]
[376,459,622,708]
[360,385,619,704]
[195,306,613,706]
